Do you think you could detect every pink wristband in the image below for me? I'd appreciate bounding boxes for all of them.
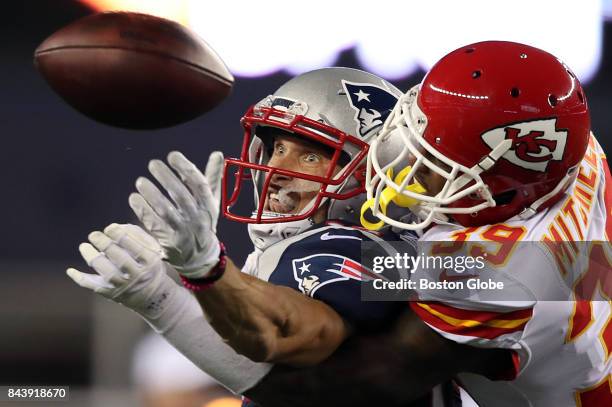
[180,242,227,292]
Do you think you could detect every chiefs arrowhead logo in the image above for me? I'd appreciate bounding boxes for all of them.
[481,118,567,172]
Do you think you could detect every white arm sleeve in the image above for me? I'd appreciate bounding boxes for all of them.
[136,272,272,395]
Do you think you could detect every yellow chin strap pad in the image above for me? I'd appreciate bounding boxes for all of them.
[360,166,426,230]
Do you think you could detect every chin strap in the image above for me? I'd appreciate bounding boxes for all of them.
[512,166,579,221]
[247,217,314,250]
[247,190,325,250]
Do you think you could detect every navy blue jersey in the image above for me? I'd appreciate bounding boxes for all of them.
[242,224,461,407]
[250,223,405,330]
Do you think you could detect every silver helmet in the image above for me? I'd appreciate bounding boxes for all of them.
[222,67,401,249]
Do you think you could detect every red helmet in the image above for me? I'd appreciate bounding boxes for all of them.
[367,41,590,229]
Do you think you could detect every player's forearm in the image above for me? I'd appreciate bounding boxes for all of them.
[245,332,427,407]
[195,257,350,366]
[244,310,450,407]
[245,309,507,407]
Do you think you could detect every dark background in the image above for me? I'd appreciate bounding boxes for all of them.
[0,0,610,391]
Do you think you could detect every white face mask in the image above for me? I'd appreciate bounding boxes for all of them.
[366,85,502,231]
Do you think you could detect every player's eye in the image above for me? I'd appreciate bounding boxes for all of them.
[303,153,321,164]
[273,143,286,156]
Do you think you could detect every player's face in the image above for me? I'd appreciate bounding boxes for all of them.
[264,134,340,215]
[411,147,449,197]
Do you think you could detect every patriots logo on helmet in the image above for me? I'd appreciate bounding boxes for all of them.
[481,118,568,172]
[342,80,399,138]
[292,253,380,296]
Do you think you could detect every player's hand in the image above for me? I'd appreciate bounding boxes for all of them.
[128,151,224,279]
[66,223,176,314]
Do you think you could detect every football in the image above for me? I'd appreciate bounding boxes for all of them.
[34,12,234,129]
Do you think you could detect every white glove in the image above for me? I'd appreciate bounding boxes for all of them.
[128,151,224,279]
[68,223,273,393]
[66,223,177,317]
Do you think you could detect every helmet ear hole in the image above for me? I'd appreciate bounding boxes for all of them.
[493,190,517,205]
[339,151,352,166]
[254,125,279,155]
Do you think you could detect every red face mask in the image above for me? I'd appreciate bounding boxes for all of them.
[223,103,368,224]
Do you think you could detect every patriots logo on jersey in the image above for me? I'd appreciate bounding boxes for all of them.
[292,253,380,296]
[342,80,399,138]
